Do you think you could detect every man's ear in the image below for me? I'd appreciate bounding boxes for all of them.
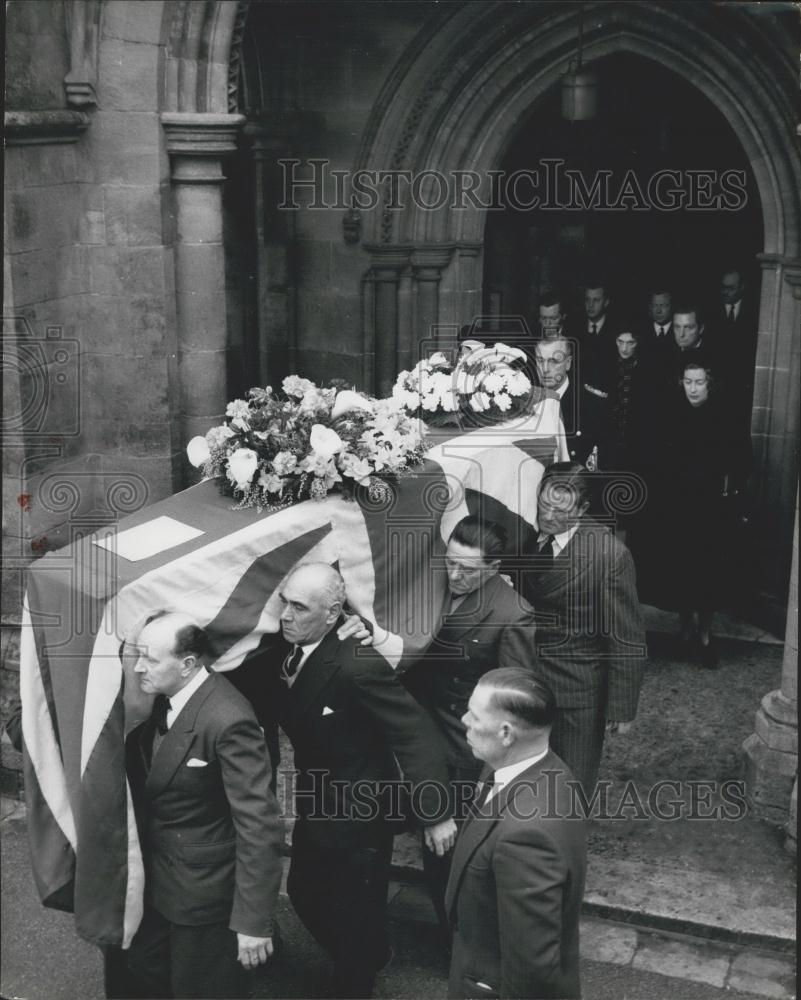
[577,500,591,518]
[565,355,573,370]
[486,558,501,574]
[327,601,344,624]
[181,654,197,676]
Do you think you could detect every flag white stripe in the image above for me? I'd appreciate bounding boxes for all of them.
[19,598,78,850]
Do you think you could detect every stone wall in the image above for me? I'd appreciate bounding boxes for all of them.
[2,1,178,789]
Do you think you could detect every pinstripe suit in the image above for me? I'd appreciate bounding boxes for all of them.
[521,520,645,791]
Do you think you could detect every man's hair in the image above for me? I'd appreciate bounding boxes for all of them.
[450,515,507,560]
[720,265,743,281]
[648,287,672,301]
[141,610,208,660]
[672,301,704,326]
[539,290,564,312]
[478,668,556,729]
[535,335,573,357]
[583,277,609,297]
[290,562,347,608]
[173,624,209,659]
[539,461,591,510]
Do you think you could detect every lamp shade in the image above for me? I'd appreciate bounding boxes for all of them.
[561,69,598,121]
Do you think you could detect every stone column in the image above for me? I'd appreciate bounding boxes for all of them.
[743,486,799,825]
[751,255,801,627]
[373,266,401,398]
[161,112,244,477]
[411,247,453,361]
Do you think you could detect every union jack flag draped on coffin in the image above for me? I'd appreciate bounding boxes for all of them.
[20,402,566,948]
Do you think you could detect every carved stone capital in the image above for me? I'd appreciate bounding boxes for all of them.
[161,112,246,158]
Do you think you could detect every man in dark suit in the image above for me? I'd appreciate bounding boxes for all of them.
[522,463,646,793]
[534,335,608,468]
[575,279,617,394]
[249,563,455,998]
[537,290,569,340]
[639,287,674,364]
[122,612,284,1000]
[446,668,586,1000]
[402,515,538,931]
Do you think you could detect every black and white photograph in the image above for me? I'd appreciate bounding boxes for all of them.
[2,2,798,998]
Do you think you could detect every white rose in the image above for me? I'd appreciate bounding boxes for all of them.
[331,389,375,420]
[469,391,491,412]
[186,436,211,468]
[226,448,259,490]
[309,424,344,459]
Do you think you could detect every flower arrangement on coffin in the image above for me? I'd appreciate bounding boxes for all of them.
[391,340,532,424]
[186,376,426,509]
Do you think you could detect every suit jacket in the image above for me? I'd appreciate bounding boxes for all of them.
[247,628,451,848]
[445,751,586,999]
[126,672,284,936]
[552,378,609,467]
[403,575,538,769]
[521,520,645,720]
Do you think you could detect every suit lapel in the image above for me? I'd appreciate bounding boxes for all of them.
[439,575,502,641]
[285,628,342,728]
[446,754,557,917]
[145,672,216,797]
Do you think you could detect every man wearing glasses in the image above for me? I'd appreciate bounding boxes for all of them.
[402,515,538,941]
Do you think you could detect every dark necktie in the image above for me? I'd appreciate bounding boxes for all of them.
[538,534,554,560]
[149,695,171,764]
[658,325,667,337]
[282,645,303,683]
[590,323,597,335]
[727,305,736,324]
[153,694,171,735]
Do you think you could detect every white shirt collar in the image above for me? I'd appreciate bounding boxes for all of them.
[539,523,580,555]
[283,637,323,688]
[486,747,550,800]
[555,376,569,399]
[588,315,606,333]
[655,322,669,336]
[167,668,210,728]
[727,301,741,319]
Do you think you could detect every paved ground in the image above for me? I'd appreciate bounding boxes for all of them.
[1,800,794,1000]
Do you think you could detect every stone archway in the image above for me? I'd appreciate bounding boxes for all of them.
[355,0,801,615]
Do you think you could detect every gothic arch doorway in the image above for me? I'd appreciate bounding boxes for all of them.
[482,52,764,330]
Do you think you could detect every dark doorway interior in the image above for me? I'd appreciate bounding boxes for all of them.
[483,53,763,332]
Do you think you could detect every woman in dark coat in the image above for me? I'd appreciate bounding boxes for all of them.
[639,360,748,667]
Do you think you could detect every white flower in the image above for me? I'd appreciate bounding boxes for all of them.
[459,339,485,356]
[206,425,235,449]
[231,416,250,431]
[186,436,211,467]
[481,371,505,395]
[339,453,373,485]
[491,342,528,363]
[299,388,329,413]
[272,451,298,475]
[226,399,250,420]
[494,391,513,411]
[506,370,532,396]
[309,424,344,459]
[282,375,315,399]
[331,389,375,420]
[469,391,491,412]
[428,351,449,367]
[226,448,259,490]
[258,471,285,494]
